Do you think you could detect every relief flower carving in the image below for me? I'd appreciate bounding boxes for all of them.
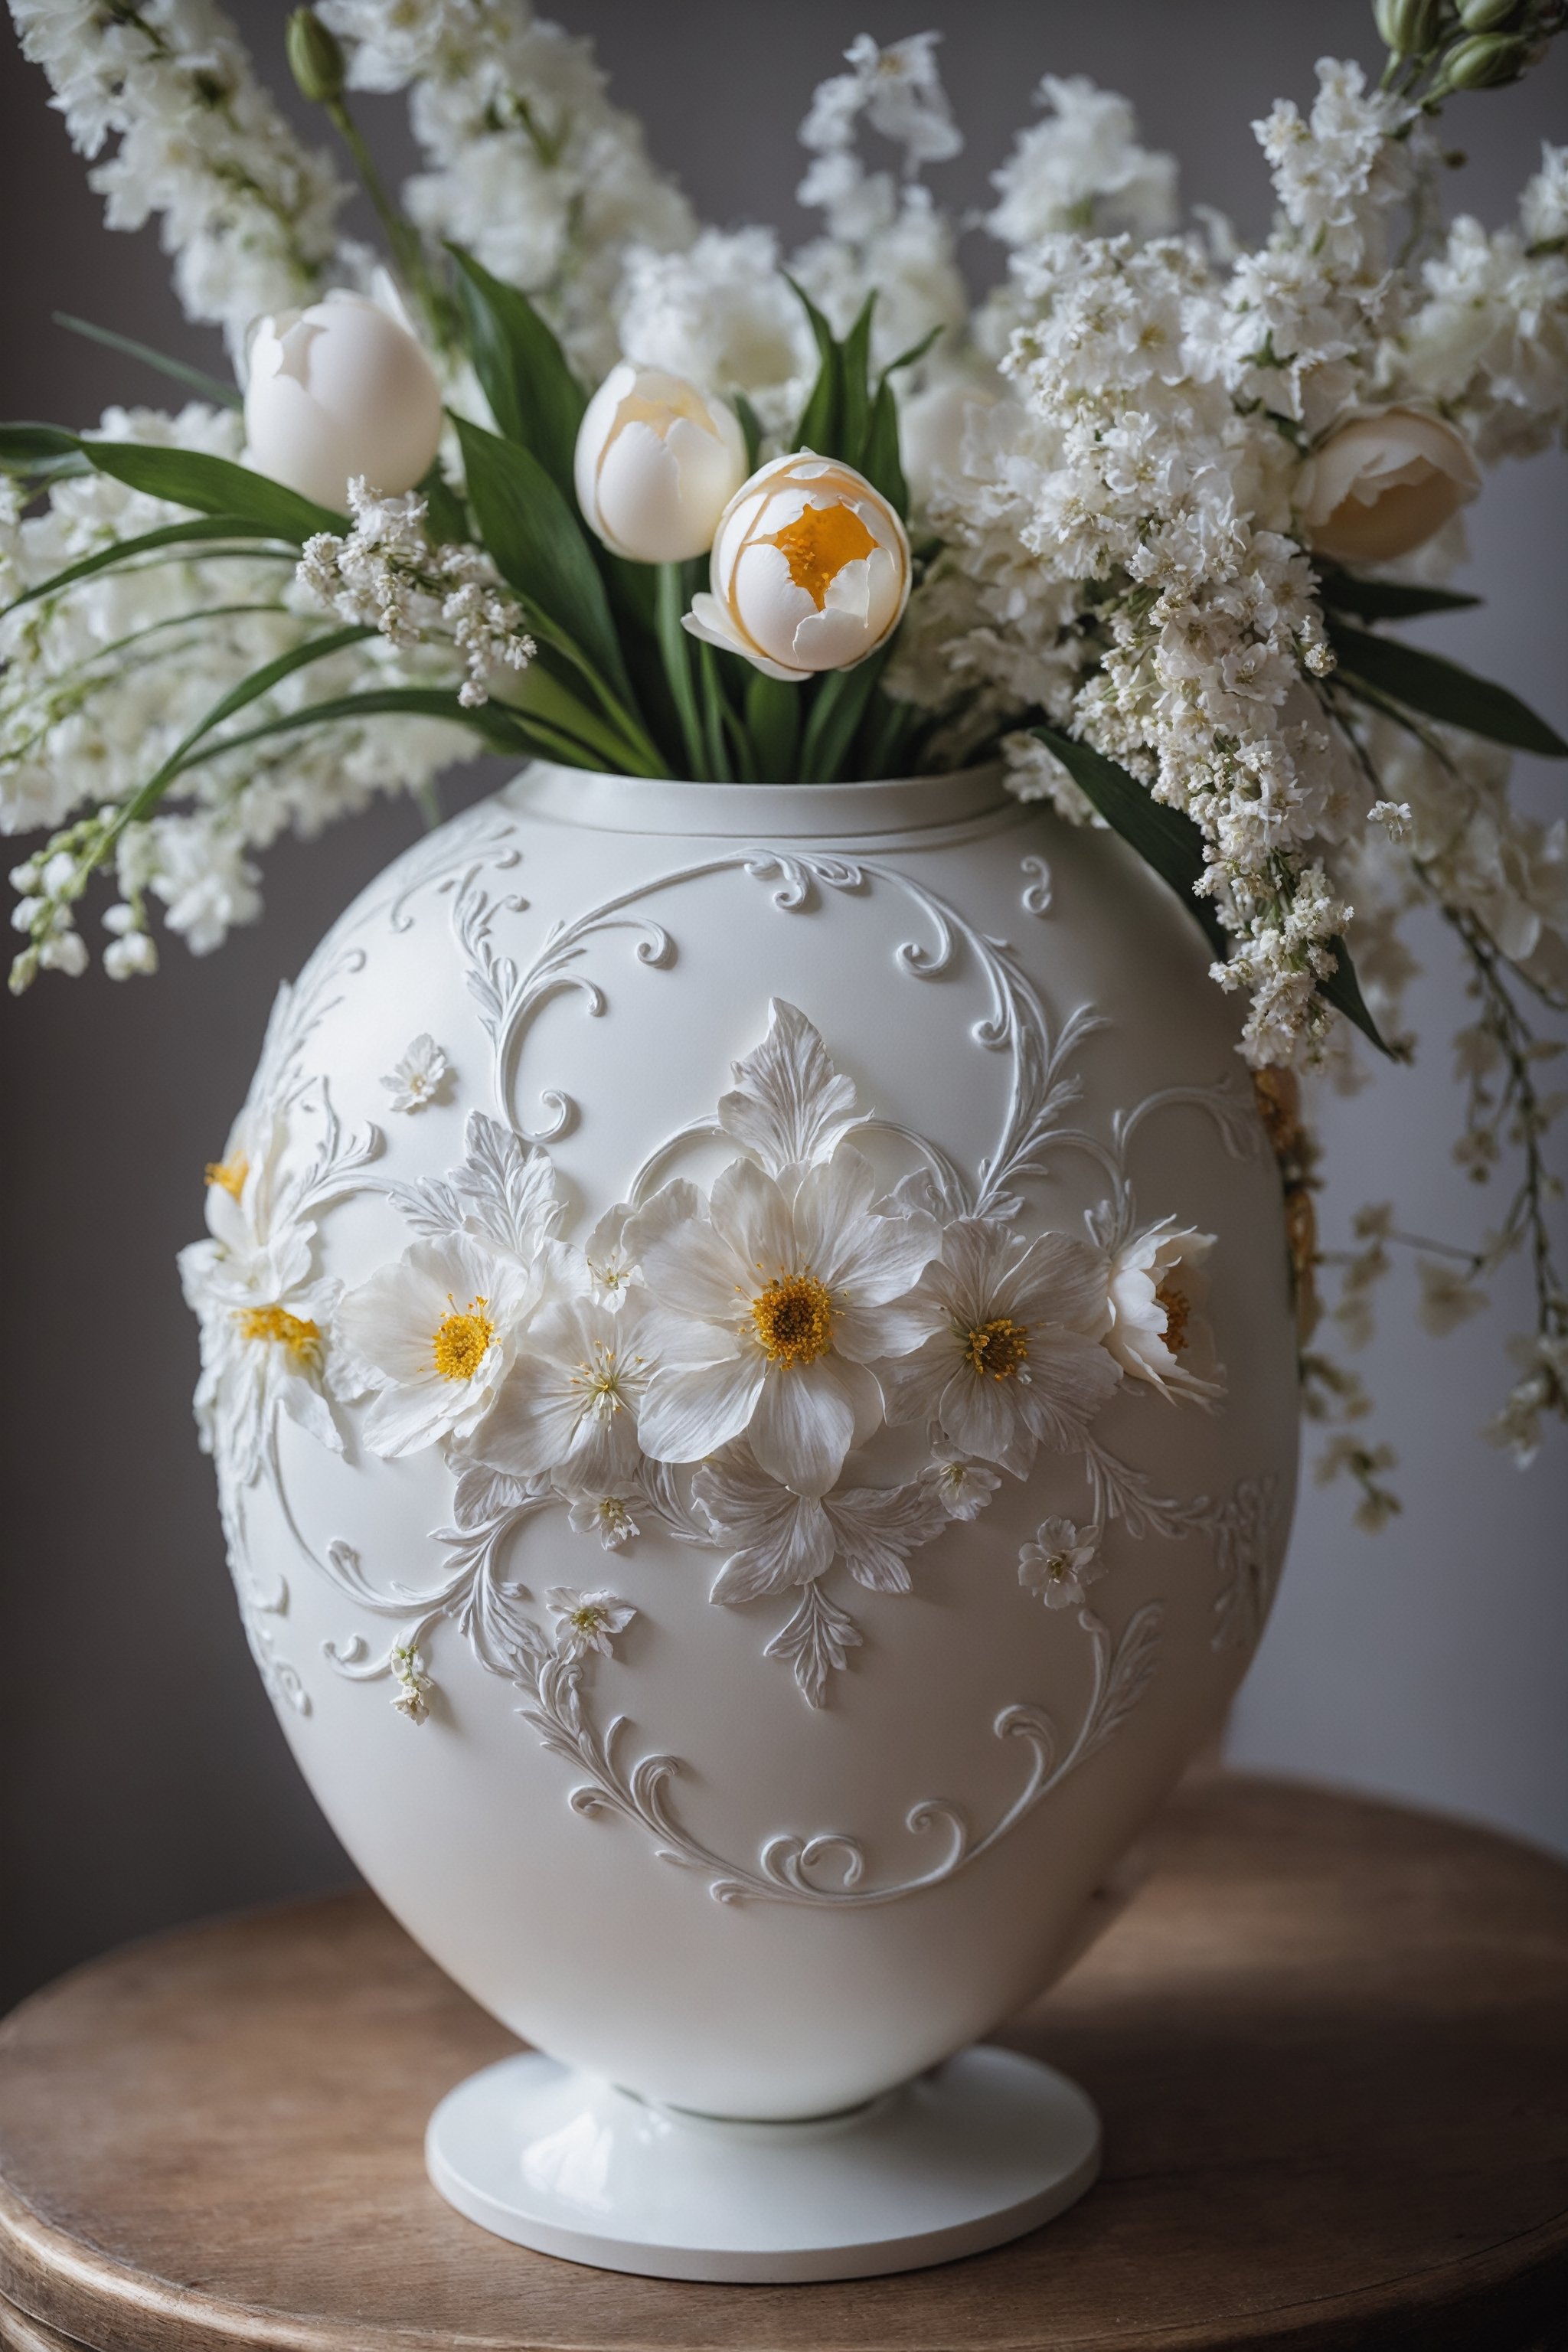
[336,1233,543,1459]
[476,1297,654,1492]
[878,1217,1121,1476]
[1100,1217,1223,1403]
[1018,1517,1104,1611]
[545,1588,636,1660]
[380,1033,452,1113]
[180,1215,348,1485]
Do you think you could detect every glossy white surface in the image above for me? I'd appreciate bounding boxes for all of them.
[220,762,1300,2119]
[425,2047,1101,2281]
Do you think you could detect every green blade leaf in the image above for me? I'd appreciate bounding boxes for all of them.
[861,374,910,518]
[453,414,640,726]
[1,517,294,619]
[447,244,586,502]
[82,439,344,540]
[799,648,888,783]
[1316,567,1480,622]
[1032,725,1393,1054]
[878,323,943,382]
[0,422,84,475]
[1328,619,1568,757]
[787,275,842,456]
[172,684,563,771]
[119,625,374,822]
[416,459,469,547]
[733,392,763,475]
[839,292,876,473]
[745,669,802,782]
[1031,724,1228,958]
[53,314,243,410]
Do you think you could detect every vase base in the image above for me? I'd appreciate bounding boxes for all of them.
[425,2046,1100,2282]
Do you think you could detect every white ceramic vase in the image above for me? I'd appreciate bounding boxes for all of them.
[182,760,1298,2276]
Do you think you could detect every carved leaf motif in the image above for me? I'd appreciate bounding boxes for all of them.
[1082,1602,1165,1763]
[385,1109,561,1261]
[717,999,862,1179]
[824,1480,949,1595]
[764,1583,864,1709]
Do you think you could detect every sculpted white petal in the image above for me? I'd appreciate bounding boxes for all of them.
[1018,1518,1103,1611]
[748,1354,861,1496]
[1102,1220,1223,1403]
[639,1351,766,1464]
[381,1034,451,1114]
[337,1234,538,1459]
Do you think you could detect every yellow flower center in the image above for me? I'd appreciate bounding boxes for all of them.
[432,1295,494,1381]
[751,1271,835,1368]
[1041,1551,1071,1583]
[205,1152,248,1199]
[569,1602,611,1637]
[572,1344,634,1419]
[1155,1278,1191,1354]
[962,1316,1029,1380]
[236,1302,322,1370]
[766,499,877,609]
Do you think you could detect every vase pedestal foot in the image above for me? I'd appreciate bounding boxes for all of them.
[425,2045,1101,2282]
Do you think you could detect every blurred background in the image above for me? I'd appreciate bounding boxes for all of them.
[2,0,1564,2015]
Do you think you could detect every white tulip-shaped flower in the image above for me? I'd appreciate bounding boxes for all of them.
[476,1296,652,1493]
[1101,1217,1223,1403]
[627,1146,938,1497]
[877,1217,1121,1477]
[1297,406,1480,565]
[574,363,748,564]
[244,289,443,512]
[684,452,911,682]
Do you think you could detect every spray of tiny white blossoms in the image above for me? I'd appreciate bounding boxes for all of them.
[299,481,534,710]
[8,0,352,359]
[315,0,694,378]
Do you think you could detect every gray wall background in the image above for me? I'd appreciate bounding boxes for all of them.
[2,2,1563,2014]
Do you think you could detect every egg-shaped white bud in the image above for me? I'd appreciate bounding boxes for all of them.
[682,452,911,684]
[243,289,444,513]
[1298,406,1481,566]
[573,363,748,564]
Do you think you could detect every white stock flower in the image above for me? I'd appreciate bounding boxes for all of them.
[545,1587,635,1659]
[1298,407,1480,564]
[629,1147,936,1497]
[1101,1220,1223,1403]
[381,1034,451,1113]
[613,228,815,442]
[573,364,746,564]
[1416,1257,1488,1337]
[799,33,962,175]
[244,290,444,512]
[1018,1517,1102,1610]
[986,76,1178,249]
[477,1296,652,1492]
[878,1219,1120,1475]
[684,454,910,683]
[336,1234,541,1459]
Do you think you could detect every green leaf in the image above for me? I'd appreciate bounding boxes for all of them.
[172,684,563,772]
[788,275,842,456]
[0,517,293,619]
[0,422,84,475]
[416,459,469,547]
[800,650,888,784]
[656,562,707,778]
[453,416,640,727]
[447,244,586,503]
[695,640,733,781]
[861,374,909,518]
[878,323,943,381]
[745,669,802,781]
[839,292,876,472]
[1328,619,1568,756]
[82,439,344,540]
[733,392,763,475]
[1031,725,1228,958]
[1032,725,1393,1055]
[53,313,242,410]
[1316,567,1480,622]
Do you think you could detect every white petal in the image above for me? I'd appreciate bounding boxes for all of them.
[639,1353,766,1463]
[749,1358,861,1495]
[708,1155,795,1284]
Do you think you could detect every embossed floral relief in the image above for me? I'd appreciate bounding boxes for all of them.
[179,845,1281,1906]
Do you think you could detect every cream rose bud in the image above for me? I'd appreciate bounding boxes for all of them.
[1298,407,1481,567]
[683,452,911,684]
[573,364,746,564]
[243,289,443,513]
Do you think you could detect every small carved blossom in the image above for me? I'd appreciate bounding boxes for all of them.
[1018,1518,1103,1611]
[1101,1217,1223,1403]
[391,1644,433,1723]
[381,1034,451,1114]
[920,1439,1002,1521]
[336,1233,546,1459]
[583,1204,640,1309]
[564,1485,642,1551]
[545,1588,636,1660]
[477,1297,652,1491]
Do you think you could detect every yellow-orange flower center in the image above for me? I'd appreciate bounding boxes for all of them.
[205,1152,248,1199]
[1155,1278,1190,1355]
[962,1315,1029,1380]
[236,1302,322,1370]
[432,1296,494,1381]
[751,1271,835,1368]
[765,499,877,609]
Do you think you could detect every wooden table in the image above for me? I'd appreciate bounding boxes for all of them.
[1,1775,1565,2351]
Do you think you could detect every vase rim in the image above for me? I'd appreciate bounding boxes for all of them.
[501,760,1010,839]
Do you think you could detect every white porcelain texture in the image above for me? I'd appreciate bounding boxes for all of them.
[196,761,1298,2121]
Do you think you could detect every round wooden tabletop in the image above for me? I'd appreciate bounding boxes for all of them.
[1,1774,1565,2352]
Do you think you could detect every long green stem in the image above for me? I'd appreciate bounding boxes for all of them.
[655,564,707,779]
[325,96,452,348]
[696,642,733,782]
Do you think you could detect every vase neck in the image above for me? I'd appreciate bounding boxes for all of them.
[502,761,1008,839]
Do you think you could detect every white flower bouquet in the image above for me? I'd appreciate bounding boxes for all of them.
[3,0,1566,1491]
